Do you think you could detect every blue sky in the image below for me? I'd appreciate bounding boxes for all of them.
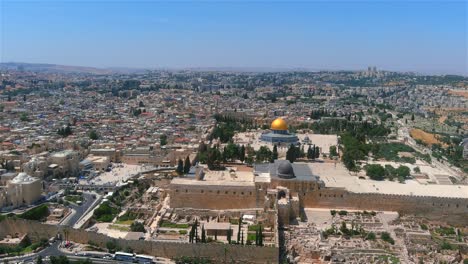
[1,0,467,74]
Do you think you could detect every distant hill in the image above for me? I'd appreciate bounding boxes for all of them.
[0,62,147,74]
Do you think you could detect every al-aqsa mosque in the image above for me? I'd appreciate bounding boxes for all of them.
[260,118,299,145]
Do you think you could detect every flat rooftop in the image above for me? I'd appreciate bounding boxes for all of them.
[171,167,255,187]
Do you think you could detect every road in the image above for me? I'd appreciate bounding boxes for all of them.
[5,242,129,264]
[61,192,97,227]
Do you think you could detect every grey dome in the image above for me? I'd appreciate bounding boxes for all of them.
[277,160,295,179]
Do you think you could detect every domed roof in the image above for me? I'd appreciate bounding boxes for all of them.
[277,160,295,179]
[271,118,288,131]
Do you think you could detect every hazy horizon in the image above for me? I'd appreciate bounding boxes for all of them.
[1,0,467,75]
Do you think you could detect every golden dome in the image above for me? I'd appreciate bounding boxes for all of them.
[271,118,288,131]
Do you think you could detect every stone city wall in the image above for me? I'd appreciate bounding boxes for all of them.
[169,184,264,210]
[301,188,468,226]
[0,219,278,264]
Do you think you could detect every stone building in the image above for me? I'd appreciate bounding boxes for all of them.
[48,150,80,177]
[169,160,468,226]
[461,138,468,160]
[259,118,299,145]
[0,172,42,209]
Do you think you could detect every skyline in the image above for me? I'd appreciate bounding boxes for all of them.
[1,0,467,75]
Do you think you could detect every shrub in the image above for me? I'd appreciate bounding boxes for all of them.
[441,241,456,250]
[365,164,386,181]
[20,204,49,221]
[93,202,119,222]
[130,222,146,233]
[160,221,189,229]
[366,232,376,240]
[436,226,456,236]
[381,232,395,245]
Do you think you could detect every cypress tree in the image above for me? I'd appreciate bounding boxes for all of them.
[227,229,232,244]
[272,145,278,161]
[307,145,313,159]
[255,230,259,246]
[195,219,199,243]
[237,216,242,243]
[176,158,184,174]
[184,156,191,174]
[201,225,206,243]
[259,225,263,246]
[315,146,320,158]
[239,145,245,162]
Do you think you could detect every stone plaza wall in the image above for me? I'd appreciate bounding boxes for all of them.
[0,219,278,264]
[301,188,468,226]
[169,184,263,210]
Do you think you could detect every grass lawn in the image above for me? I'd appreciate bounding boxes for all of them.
[160,220,189,229]
[109,224,131,232]
[115,219,134,225]
[65,195,83,204]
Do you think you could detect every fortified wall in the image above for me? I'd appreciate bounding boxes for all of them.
[169,184,262,210]
[0,219,278,264]
[301,188,468,226]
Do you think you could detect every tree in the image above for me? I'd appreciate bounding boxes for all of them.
[272,145,278,161]
[50,256,70,264]
[57,125,72,137]
[189,222,196,243]
[227,229,232,244]
[176,159,184,175]
[315,146,320,158]
[396,165,411,178]
[194,219,199,243]
[201,225,206,243]
[286,144,298,163]
[133,109,142,116]
[255,230,259,246]
[106,240,118,253]
[237,216,242,243]
[381,232,395,245]
[329,145,338,157]
[411,113,415,121]
[184,156,191,174]
[366,232,376,240]
[20,112,29,122]
[139,101,145,107]
[365,164,386,181]
[89,130,99,140]
[307,145,313,159]
[239,145,245,162]
[36,256,43,264]
[256,146,272,163]
[258,225,263,246]
[160,134,167,146]
[130,222,146,233]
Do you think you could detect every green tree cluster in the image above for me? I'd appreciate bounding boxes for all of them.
[57,125,72,137]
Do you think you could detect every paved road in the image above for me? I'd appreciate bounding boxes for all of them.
[61,192,96,227]
[6,242,123,263]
